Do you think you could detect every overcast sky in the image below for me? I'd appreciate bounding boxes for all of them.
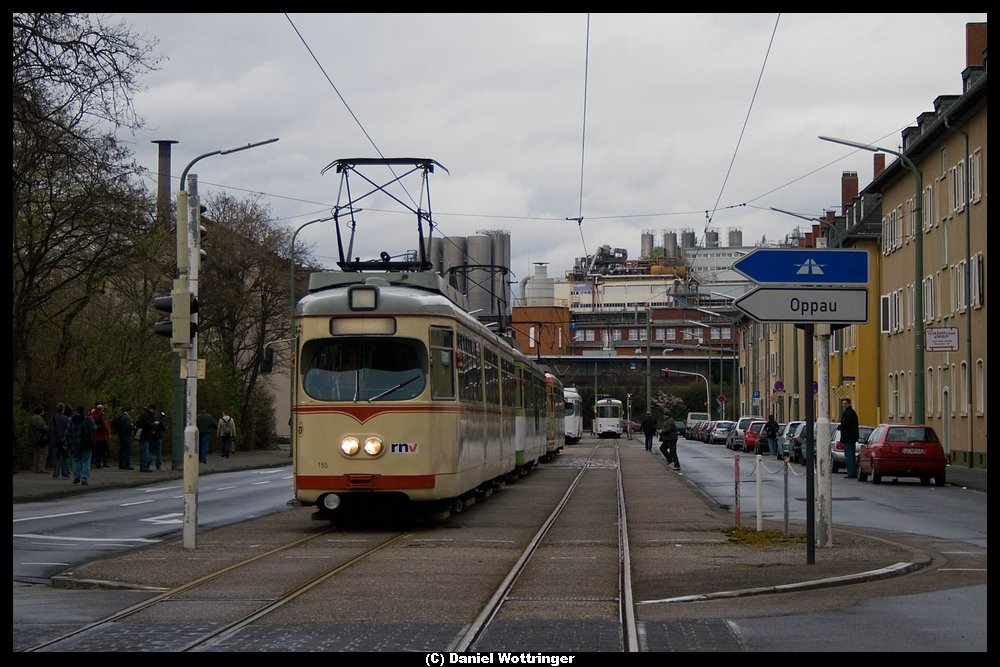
[111,12,986,292]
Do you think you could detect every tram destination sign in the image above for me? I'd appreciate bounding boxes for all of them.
[734,287,869,324]
[733,248,869,285]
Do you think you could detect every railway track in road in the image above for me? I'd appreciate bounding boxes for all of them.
[453,441,638,653]
[22,440,638,653]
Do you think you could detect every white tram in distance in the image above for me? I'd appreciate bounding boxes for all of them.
[563,386,584,444]
[594,397,624,439]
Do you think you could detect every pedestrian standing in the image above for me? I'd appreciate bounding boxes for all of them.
[764,414,780,458]
[70,405,96,485]
[28,406,49,473]
[640,412,657,452]
[148,406,166,471]
[217,410,236,458]
[48,403,71,479]
[115,406,135,470]
[136,404,156,472]
[90,404,111,468]
[196,407,215,464]
[840,398,861,479]
[658,415,680,470]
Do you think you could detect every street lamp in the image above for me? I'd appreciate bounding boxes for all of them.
[175,137,278,549]
[819,135,924,422]
[288,213,338,452]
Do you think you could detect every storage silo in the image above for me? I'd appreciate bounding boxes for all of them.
[662,231,678,258]
[482,229,511,315]
[640,231,654,259]
[705,230,719,248]
[680,229,697,249]
[466,234,493,315]
[523,263,555,305]
[727,227,743,247]
[441,236,468,292]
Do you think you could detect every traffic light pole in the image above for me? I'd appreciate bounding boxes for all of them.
[181,175,201,549]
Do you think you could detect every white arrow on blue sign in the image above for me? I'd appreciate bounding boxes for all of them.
[733,248,869,285]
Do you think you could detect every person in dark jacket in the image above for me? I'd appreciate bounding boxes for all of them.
[196,407,216,464]
[68,405,96,485]
[114,406,135,470]
[137,404,157,472]
[840,398,861,479]
[48,402,71,479]
[658,415,680,470]
[640,412,658,452]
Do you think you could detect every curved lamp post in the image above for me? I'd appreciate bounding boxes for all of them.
[818,135,924,422]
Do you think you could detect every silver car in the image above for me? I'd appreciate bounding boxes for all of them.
[830,425,874,473]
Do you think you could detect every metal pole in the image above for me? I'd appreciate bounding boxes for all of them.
[803,323,815,565]
[645,307,651,413]
[815,324,832,548]
[182,175,200,549]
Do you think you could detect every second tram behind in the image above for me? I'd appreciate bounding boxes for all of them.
[563,386,583,444]
[594,397,624,439]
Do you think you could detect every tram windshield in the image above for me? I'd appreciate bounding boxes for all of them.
[301,338,427,402]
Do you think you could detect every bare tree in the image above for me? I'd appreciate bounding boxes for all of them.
[12,13,161,408]
[199,193,297,446]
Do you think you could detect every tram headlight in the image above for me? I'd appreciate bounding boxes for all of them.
[363,436,383,456]
[340,436,360,456]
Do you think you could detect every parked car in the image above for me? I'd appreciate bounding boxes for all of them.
[676,419,688,438]
[786,420,840,464]
[830,425,874,473]
[709,420,735,445]
[727,415,764,450]
[743,420,767,453]
[778,420,804,459]
[857,424,947,485]
[700,420,717,443]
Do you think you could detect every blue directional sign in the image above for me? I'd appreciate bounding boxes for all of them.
[733,248,868,285]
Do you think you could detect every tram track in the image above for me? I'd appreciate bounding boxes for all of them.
[24,440,639,653]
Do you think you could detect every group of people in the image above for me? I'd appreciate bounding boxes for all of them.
[24,403,238,482]
[640,412,681,471]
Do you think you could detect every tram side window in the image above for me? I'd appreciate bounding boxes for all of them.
[301,338,427,401]
[429,327,455,400]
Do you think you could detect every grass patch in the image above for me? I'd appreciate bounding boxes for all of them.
[716,526,807,546]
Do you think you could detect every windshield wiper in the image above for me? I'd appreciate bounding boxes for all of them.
[368,375,419,403]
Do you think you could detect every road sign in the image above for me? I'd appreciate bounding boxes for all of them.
[734,287,868,324]
[733,248,869,285]
[717,394,726,404]
[774,380,784,392]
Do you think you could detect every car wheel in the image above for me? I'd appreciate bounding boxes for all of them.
[857,466,867,482]
[935,471,946,487]
[831,461,840,473]
[871,467,882,484]
[920,476,930,485]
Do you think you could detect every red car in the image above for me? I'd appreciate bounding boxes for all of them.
[857,424,947,486]
[743,420,766,453]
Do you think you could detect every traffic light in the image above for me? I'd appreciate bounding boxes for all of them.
[661,368,669,377]
[152,280,198,350]
[260,347,274,373]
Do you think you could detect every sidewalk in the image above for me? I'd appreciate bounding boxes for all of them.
[12,445,293,504]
